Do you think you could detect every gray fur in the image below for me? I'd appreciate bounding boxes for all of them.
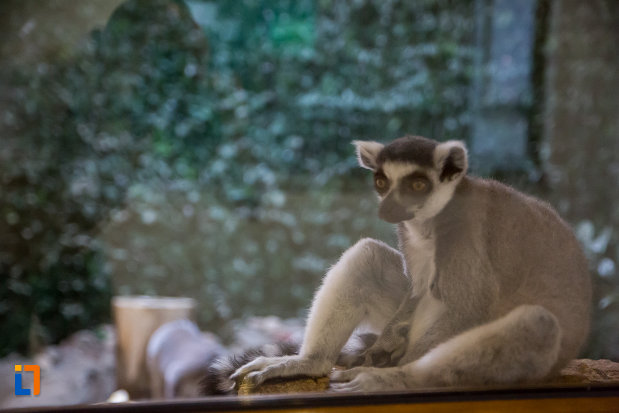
[232,136,591,392]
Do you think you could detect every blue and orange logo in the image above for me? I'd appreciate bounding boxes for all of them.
[14,365,40,396]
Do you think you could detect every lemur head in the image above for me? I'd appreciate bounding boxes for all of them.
[353,135,468,223]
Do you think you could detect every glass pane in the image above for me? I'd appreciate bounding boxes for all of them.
[1,0,617,409]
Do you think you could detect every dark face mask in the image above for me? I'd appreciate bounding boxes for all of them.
[378,193,415,223]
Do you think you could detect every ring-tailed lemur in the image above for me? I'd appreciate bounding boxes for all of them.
[221,135,591,392]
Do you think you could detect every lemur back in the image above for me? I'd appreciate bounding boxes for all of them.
[398,176,590,367]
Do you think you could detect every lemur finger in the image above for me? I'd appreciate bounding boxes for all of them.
[230,357,269,381]
[245,370,269,387]
[244,363,285,386]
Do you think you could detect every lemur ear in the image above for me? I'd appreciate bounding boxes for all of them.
[435,140,468,182]
[352,140,384,171]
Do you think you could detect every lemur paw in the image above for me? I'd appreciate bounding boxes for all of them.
[231,355,327,387]
[330,367,406,393]
[230,356,285,386]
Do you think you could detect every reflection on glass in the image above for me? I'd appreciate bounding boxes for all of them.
[0,0,617,408]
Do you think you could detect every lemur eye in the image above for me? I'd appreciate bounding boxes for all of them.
[411,180,427,191]
[375,177,387,189]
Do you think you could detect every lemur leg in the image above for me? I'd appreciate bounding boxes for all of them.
[231,238,410,386]
[331,305,562,392]
[342,294,421,368]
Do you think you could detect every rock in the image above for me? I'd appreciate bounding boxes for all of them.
[237,376,329,395]
[554,359,619,384]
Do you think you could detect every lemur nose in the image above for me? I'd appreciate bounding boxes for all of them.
[379,197,414,223]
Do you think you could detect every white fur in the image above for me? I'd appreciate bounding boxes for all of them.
[399,221,444,345]
[353,141,384,170]
[381,162,417,182]
[401,220,435,290]
[382,162,417,204]
[433,140,468,176]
